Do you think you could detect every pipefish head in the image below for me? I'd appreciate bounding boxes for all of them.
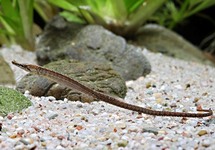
[12,60,38,73]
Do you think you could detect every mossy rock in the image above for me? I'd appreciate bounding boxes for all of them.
[16,59,127,103]
[0,87,32,116]
[0,55,15,85]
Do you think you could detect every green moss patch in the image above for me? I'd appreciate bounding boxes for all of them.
[0,86,32,116]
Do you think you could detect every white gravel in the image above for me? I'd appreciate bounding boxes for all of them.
[0,46,215,150]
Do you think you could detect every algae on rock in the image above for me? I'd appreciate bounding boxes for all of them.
[16,59,127,102]
[0,87,32,116]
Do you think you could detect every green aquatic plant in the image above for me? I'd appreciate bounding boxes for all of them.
[152,0,215,29]
[0,0,35,50]
[47,0,167,38]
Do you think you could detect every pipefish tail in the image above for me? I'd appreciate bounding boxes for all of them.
[12,60,213,118]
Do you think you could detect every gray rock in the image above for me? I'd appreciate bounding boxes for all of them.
[36,16,85,65]
[16,59,127,102]
[0,86,32,116]
[0,54,15,85]
[36,16,151,80]
[136,24,214,66]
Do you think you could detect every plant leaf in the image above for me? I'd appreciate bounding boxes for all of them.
[1,0,20,22]
[126,0,167,34]
[0,15,16,35]
[47,0,78,12]
[18,0,34,50]
[34,0,57,22]
[60,11,86,24]
[124,0,145,13]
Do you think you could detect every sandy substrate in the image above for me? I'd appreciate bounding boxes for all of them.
[0,45,214,149]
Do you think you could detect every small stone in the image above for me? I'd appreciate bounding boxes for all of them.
[14,144,24,150]
[50,132,57,137]
[67,125,75,132]
[185,83,191,89]
[170,103,177,108]
[56,145,64,149]
[153,93,162,98]
[92,109,101,115]
[75,125,83,131]
[24,90,30,95]
[158,130,166,135]
[109,132,120,140]
[0,116,4,120]
[202,92,208,96]
[152,84,156,88]
[160,85,166,90]
[63,98,68,102]
[76,103,83,108]
[117,139,128,147]
[142,127,159,135]
[146,82,152,88]
[146,90,153,95]
[61,139,69,148]
[20,138,34,145]
[156,98,163,104]
[193,97,200,103]
[197,130,208,136]
[128,125,139,132]
[16,128,25,136]
[30,133,38,140]
[57,135,65,140]
[47,96,56,101]
[41,142,47,147]
[174,84,182,90]
[121,135,129,141]
[202,139,211,147]
[47,113,58,120]
[115,121,126,129]
[10,134,17,138]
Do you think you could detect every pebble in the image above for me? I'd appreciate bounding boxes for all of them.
[76,103,83,108]
[170,103,177,108]
[92,109,101,115]
[128,125,139,132]
[16,127,25,135]
[153,92,162,98]
[109,132,120,140]
[41,141,46,146]
[174,84,183,90]
[56,145,64,149]
[47,113,58,120]
[47,96,56,101]
[14,144,24,150]
[202,139,211,147]
[0,116,4,120]
[197,130,208,136]
[60,139,69,148]
[160,85,166,91]
[20,138,34,145]
[115,121,127,129]
[117,139,128,147]
[142,127,159,135]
